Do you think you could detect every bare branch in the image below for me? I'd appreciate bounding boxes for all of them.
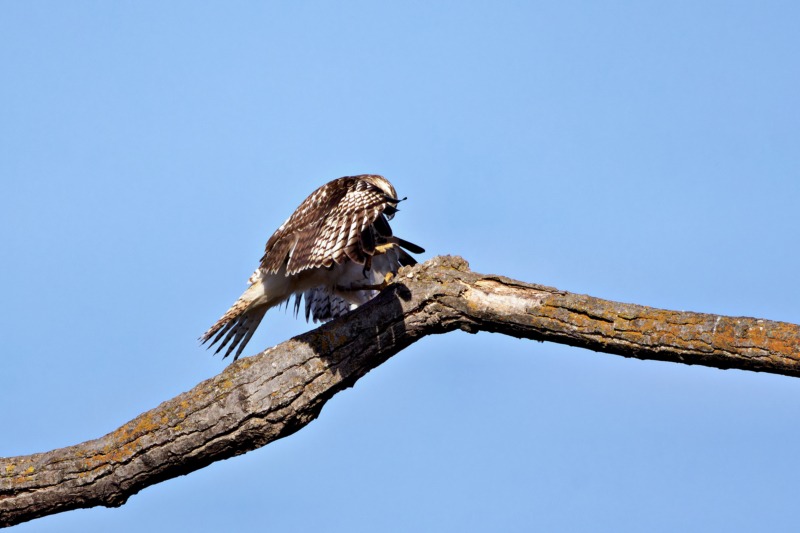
[2,255,798,527]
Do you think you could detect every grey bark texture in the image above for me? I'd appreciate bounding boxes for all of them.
[2,255,799,528]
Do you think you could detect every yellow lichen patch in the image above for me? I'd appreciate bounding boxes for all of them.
[747,322,767,348]
[5,463,15,475]
[81,412,165,470]
[84,439,140,468]
[129,412,161,437]
[710,318,741,352]
[766,322,800,357]
[11,466,35,484]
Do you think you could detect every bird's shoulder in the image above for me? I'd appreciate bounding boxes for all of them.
[259,176,391,272]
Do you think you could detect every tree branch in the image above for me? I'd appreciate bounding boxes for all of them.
[2,255,798,527]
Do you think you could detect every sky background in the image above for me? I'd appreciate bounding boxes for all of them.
[2,2,799,531]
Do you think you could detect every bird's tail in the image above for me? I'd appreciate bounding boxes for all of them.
[200,281,269,360]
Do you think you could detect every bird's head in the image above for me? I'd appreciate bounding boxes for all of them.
[360,174,405,219]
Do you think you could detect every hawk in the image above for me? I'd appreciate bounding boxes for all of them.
[200,174,424,360]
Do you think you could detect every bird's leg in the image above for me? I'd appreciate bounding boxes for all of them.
[362,255,373,278]
[342,243,400,292]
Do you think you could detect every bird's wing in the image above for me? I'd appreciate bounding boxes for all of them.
[260,176,397,275]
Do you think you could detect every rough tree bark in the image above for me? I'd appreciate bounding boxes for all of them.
[2,255,799,528]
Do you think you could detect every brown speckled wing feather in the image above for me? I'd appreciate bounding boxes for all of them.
[260,176,392,275]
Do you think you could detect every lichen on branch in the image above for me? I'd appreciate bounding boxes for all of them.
[2,255,798,528]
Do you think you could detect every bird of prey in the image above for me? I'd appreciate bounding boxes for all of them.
[200,174,424,360]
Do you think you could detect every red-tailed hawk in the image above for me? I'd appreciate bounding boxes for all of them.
[201,175,424,360]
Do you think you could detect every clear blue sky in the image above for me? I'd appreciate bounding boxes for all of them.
[2,2,799,531]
